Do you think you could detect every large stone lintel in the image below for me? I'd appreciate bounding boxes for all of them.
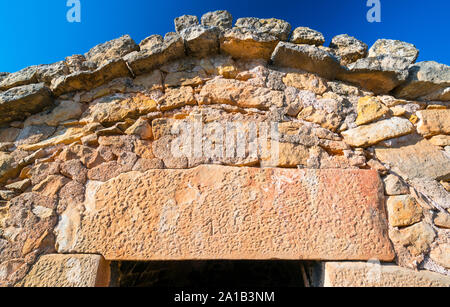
[57,165,394,262]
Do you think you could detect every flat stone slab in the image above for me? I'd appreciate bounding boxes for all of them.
[324,262,450,287]
[17,254,110,287]
[57,165,394,261]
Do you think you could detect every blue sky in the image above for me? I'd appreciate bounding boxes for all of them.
[1,0,449,72]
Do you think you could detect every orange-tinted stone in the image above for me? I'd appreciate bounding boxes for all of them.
[56,165,393,261]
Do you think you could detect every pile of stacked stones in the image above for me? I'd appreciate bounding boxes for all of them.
[0,10,449,287]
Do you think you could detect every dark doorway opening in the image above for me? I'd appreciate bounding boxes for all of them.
[110,260,313,287]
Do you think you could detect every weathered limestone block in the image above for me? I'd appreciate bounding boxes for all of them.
[355,96,389,126]
[220,28,279,61]
[337,55,410,94]
[416,109,450,137]
[174,15,199,33]
[0,66,39,91]
[24,100,84,127]
[410,177,450,210]
[430,244,450,269]
[235,17,291,41]
[51,59,131,96]
[375,135,450,181]
[85,35,139,67]
[323,262,450,287]
[386,195,423,227]
[0,83,53,124]
[329,34,368,65]
[55,165,394,261]
[394,61,450,101]
[368,39,419,64]
[290,27,325,46]
[17,254,110,287]
[180,25,220,58]
[271,42,342,80]
[429,135,450,147]
[341,117,414,147]
[124,33,185,76]
[383,174,409,195]
[198,77,284,109]
[389,221,436,257]
[201,10,233,30]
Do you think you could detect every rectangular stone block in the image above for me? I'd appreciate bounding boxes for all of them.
[324,262,450,287]
[57,165,394,261]
[17,254,110,287]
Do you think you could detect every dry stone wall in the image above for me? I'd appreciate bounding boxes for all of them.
[0,10,449,287]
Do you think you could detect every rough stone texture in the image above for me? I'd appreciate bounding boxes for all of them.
[337,55,411,94]
[174,15,199,33]
[341,117,414,148]
[416,110,450,137]
[355,96,389,126]
[368,39,419,64]
[220,28,279,61]
[375,135,450,181]
[386,195,423,227]
[394,61,450,101]
[235,17,291,41]
[383,174,409,195]
[435,212,450,229]
[271,42,342,80]
[201,10,233,30]
[51,59,132,96]
[323,262,450,287]
[55,165,394,261]
[17,254,110,287]
[124,33,185,76]
[0,83,54,124]
[329,34,368,65]
[410,178,450,210]
[180,25,220,58]
[24,100,83,127]
[85,35,139,67]
[430,244,450,269]
[290,27,325,46]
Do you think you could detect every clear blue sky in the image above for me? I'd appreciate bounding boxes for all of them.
[1,0,449,72]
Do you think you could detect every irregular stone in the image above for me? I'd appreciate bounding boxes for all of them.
[32,175,70,197]
[368,39,419,64]
[61,160,88,184]
[0,83,54,124]
[0,66,39,91]
[125,118,153,140]
[0,153,18,184]
[271,42,342,80]
[429,135,450,147]
[355,96,389,126]
[375,135,450,181]
[410,177,450,210]
[235,17,291,41]
[18,254,110,287]
[383,174,409,195]
[64,54,96,73]
[0,190,16,201]
[298,106,342,132]
[159,86,196,111]
[152,136,188,169]
[174,15,199,33]
[124,33,185,76]
[165,70,207,88]
[434,212,450,229]
[51,59,132,96]
[386,195,423,227]
[181,25,220,58]
[79,77,135,103]
[329,34,368,65]
[56,165,393,261]
[430,244,450,269]
[201,10,233,30]
[80,93,157,125]
[290,27,325,46]
[29,162,61,185]
[337,55,410,94]
[132,158,164,172]
[220,28,279,61]
[24,100,83,127]
[5,179,31,192]
[390,222,436,256]
[416,110,450,137]
[0,127,20,143]
[85,35,139,67]
[323,262,450,287]
[342,117,414,147]
[274,142,309,167]
[198,78,284,109]
[394,61,450,101]
[87,161,124,182]
[282,72,328,95]
[14,125,56,147]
